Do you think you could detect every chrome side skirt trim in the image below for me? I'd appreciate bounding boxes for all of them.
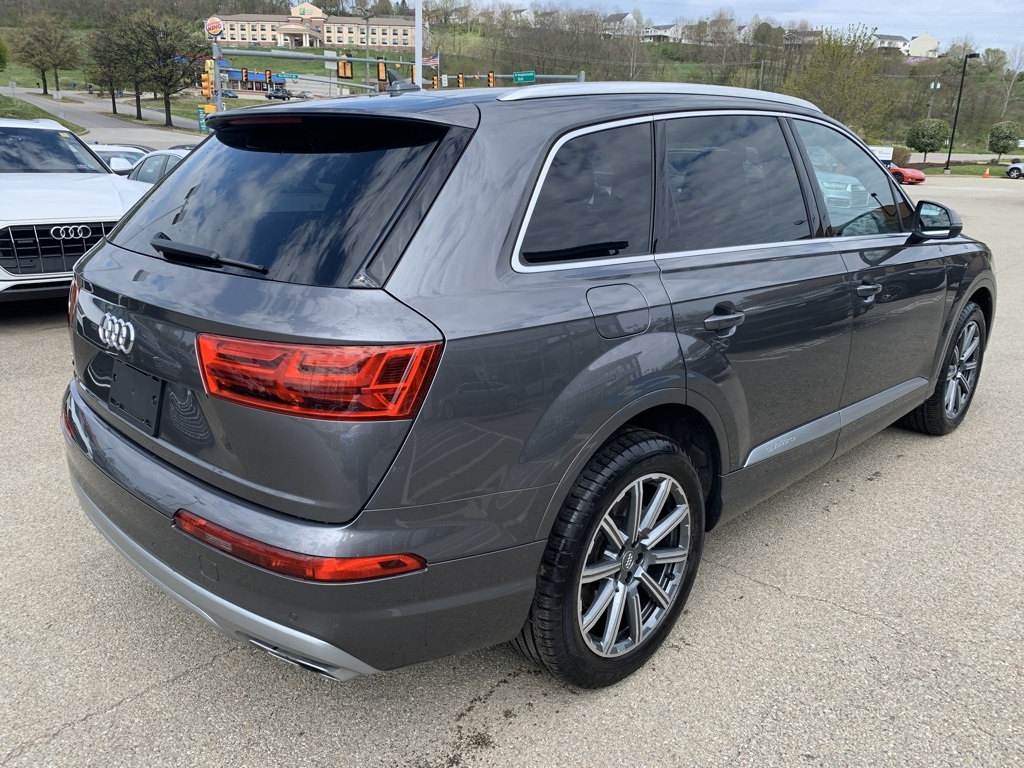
[743,378,928,468]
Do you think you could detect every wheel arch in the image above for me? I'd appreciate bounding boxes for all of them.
[534,390,730,543]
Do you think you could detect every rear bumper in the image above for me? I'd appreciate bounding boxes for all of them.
[72,476,378,681]
[63,379,545,676]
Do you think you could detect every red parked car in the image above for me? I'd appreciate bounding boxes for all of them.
[885,161,926,185]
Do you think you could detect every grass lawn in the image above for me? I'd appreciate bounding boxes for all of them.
[922,164,1010,177]
[0,94,86,132]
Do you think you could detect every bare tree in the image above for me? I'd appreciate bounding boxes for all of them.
[999,45,1024,118]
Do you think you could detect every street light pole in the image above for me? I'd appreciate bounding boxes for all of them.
[944,52,980,172]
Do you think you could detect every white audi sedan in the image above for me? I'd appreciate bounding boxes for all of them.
[0,118,148,303]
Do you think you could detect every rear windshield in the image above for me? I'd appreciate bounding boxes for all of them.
[0,126,106,174]
[111,116,447,288]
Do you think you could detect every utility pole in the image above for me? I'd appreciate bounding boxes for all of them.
[927,81,940,119]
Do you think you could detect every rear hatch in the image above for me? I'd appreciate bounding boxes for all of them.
[70,109,473,524]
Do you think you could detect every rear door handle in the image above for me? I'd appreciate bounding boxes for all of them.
[704,310,746,332]
[856,282,883,298]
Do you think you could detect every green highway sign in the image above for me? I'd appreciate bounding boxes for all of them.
[197,107,209,133]
[512,71,536,84]
[282,73,298,79]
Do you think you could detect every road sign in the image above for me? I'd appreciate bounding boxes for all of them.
[441,74,449,87]
[512,71,536,84]
[282,74,298,79]
[197,107,209,133]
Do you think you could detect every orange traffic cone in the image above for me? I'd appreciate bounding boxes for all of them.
[983,167,990,178]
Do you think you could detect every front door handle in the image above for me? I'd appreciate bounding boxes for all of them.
[856,282,883,298]
[704,310,746,332]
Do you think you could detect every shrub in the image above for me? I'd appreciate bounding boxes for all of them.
[906,119,948,163]
[987,121,1021,162]
[891,145,911,166]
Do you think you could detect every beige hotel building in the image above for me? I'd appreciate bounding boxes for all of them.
[207,1,420,50]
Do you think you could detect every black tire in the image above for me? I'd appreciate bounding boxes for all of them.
[900,301,986,435]
[512,427,704,687]
[1009,168,1022,179]
[893,172,905,184]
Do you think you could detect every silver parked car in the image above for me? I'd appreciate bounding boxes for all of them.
[1007,161,1023,179]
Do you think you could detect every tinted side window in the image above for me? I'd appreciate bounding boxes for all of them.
[135,156,166,184]
[520,123,652,264]
[792,120,911,237]
[659,115,811,252]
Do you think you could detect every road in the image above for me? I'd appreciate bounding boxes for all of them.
[1,176,1022,766]
[9,86,202,147]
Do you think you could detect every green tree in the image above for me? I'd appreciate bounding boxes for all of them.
[987,121,1021,161]
[86,25,131,114]
[907,118,949,162]
[785,26,894,136]
[134,14,207,127]
[0,37,7,74]
[9,15,80,94]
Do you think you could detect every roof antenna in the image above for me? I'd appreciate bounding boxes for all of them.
[386,68,421,94]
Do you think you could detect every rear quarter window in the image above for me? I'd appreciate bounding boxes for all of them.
[110,116,447,288]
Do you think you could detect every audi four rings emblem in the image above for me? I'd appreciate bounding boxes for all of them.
[99,313,135,354]
[50,225,92,240]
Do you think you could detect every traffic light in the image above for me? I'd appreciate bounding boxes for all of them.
[241,68,248,83]
[377,58,387,83]
[337,59,353,79]
[487,71,495,87]
[431,75,439,89]
[200,72,213,98]
[265,69,273,85]
[457,73,464,88]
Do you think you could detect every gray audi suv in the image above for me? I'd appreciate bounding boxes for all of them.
[64,83,995,688]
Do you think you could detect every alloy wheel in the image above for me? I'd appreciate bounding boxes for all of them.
[577,473,690,658]
[944,320,981,419]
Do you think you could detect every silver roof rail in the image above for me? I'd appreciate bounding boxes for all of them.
[497,82,821,112]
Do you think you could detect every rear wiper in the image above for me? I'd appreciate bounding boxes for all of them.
[149,233,268,275]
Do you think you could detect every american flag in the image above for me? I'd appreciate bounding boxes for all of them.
[421,53,440,68]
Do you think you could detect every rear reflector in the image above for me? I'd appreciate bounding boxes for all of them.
[196,335,441,420]
[173,510,426,582]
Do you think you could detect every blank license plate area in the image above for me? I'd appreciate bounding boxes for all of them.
[109,360,163,435]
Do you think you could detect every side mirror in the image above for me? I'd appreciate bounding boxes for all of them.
[910,200,962,242]
[108,157,133,175]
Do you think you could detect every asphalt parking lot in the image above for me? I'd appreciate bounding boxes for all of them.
[2,175,1022,766]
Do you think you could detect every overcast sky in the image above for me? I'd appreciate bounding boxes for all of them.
[604,0,1023,55]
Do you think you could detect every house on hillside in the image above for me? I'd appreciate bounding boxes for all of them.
[908,34,940,58]
[641,24,684,43]
[873,33,910,53]
[783,29,821,48]
[602,13,639,37]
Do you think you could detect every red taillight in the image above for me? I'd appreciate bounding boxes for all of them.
[195,334,441,420]
[173,510,426,582]
[68,280,80,325]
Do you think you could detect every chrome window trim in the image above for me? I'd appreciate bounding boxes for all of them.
[512,110,843,274]
[511,109,919,275]
[743,378,928,467]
